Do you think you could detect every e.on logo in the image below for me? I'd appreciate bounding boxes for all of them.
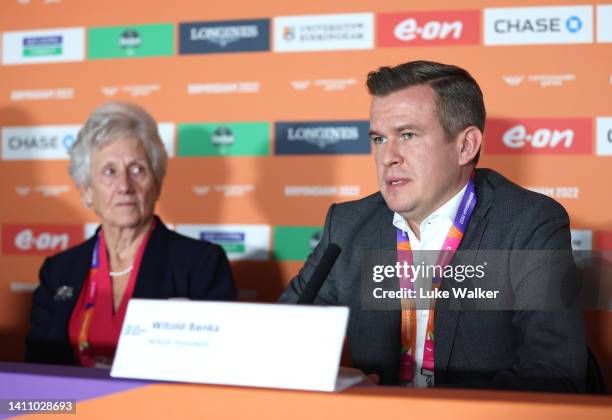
[1,224,83,255]
[485,118,592,154]
[377,10,480,47]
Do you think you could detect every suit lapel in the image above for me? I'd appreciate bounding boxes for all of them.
[133,217,172,299]
[434,170,494,383]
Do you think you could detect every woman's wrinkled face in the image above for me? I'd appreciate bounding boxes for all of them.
[83,137,159,230]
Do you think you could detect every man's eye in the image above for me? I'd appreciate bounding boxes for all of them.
[102,168,115,176]
[402,132,415,140]
[371,136,386,144]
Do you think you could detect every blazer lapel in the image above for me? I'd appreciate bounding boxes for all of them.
[133,217,172,299]
[434,170,494,384]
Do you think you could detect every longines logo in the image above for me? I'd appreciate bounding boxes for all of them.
[179,19,270,54]
[275,121,370,155]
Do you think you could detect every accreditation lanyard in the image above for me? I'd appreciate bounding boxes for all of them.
[397,175,477,386]
[76,221,153,365]
[76,235,102,365]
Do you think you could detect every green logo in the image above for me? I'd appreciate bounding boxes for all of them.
[178,122,269,156]
[88,24,174,59]
[274,226,323,261]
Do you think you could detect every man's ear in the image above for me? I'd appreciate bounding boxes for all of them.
[457,126,482,166]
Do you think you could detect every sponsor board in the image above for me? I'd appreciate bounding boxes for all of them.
[178,122,269,156]
[88,24,174,59]
[10,88,75,101]
[570,229,593,251]
[193,185,255,197]
[598,232,612,250]
[175,224,270,260]
[158,122,175,158]
[2,224,83,255]
[275,120,370,155]
[526,186,580,200]
[502,74,575,87]
[100,84,160,98]
[284,185,360,197]
[274,13,374,52]
[485,118,592,155]
[597,5,612,43]
[179,19,270,54]
[1,125,79,160]
[596,117,612,156]
[377,10,479,47]
[484,6,593,45]
[10,282,38,293]
[2,27,85,65]
[187,82,259,95]
[273,226,323,261]
[1,123,173,160]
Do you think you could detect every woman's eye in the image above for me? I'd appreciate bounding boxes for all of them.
[129,165,146,176]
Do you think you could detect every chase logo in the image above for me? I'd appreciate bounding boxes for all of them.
[179,19,270,54]
[484,5,593,45]
[275,121,370,155]
[596,117,612,156]
[1,125,81,160]
[62,134,76,151]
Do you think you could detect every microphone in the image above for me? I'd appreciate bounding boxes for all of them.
[297,243,341,304]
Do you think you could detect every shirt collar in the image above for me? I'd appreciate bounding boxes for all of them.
[392,182,469,235]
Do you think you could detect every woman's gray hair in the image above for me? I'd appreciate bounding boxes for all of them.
[69,101,167,188]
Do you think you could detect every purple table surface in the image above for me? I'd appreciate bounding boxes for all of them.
[0,362,149,419]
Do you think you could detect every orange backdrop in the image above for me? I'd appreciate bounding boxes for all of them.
[0,0,610,387]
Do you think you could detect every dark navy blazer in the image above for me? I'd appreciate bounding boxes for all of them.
[25,216,236,365]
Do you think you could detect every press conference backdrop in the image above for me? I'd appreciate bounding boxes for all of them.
[0,0,610,379]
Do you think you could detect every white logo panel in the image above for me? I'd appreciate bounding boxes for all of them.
[484,6,593,45]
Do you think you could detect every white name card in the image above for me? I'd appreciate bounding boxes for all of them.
[111,300,358,392]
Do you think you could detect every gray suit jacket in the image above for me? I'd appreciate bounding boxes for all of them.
[279,168,586,392]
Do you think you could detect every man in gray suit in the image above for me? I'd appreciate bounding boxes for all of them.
[279,61,586,392]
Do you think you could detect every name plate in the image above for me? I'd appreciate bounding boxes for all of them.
[111,300,355,392]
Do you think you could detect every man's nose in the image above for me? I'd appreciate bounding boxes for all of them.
[382,139,403,167]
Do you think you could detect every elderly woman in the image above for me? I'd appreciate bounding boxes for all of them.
[26,102,236,366]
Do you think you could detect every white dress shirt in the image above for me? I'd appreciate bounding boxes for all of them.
[392,182,468,387]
